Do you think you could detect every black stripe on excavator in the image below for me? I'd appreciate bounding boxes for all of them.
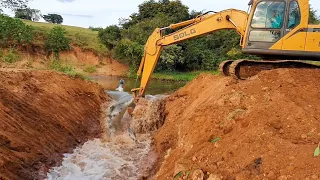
[286,28,320,39]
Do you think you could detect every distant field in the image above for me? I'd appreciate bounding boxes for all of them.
[22,20,108,55]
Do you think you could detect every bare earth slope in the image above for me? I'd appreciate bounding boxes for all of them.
[154,69,320,179]
[0,70,109,180]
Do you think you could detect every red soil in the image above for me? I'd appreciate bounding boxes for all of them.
[154,69,320,180]
[0,70,109,180]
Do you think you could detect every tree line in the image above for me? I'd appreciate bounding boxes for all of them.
[1,0,64,24]
[97,0,320,72]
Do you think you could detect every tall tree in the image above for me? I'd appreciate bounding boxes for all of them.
[43,14,63,24]
[98,25,121,50]
[14,8,41,21]
[0,0,30,9]
[309,7,320,24]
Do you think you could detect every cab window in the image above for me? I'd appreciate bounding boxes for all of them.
[287,1,301,29]
[251,1,285,29]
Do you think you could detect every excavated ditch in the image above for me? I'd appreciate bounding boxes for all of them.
[47,91,167,180]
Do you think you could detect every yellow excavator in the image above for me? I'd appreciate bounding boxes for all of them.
[131,0,320,98]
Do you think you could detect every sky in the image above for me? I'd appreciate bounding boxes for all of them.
[4,0,320,28]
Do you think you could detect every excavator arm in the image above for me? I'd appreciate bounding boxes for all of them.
[131,9,249,98]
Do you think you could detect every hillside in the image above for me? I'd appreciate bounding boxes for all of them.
[0,18,128,78]
[22,20,106,56]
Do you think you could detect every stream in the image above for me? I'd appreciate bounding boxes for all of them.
[90,75,186,95]
[46,76,173,180]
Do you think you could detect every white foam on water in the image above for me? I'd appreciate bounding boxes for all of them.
[46,91,161,180]
[46,135,152,180]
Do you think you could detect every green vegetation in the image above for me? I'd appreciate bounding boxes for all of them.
[2,49,20,63]
[210,137,221,143]
[14,8,41,21]
[48,60,89,80]
[45,26,70,59]
[22,20,108,55]
[0,0,29,10]
[0,14,33,47]
[0,48,20,63]
[43,14,63,24]
[151,71,219,81]
[174,171,183,180]
[98,0,257,73]
[309,8,320,24]
[84,65,97,74]
[314,144,320,157]
[98,0,320,77]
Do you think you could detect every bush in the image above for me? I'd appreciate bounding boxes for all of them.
[98,25,121,50]
[114,38,144,67]
[45,26,70,59]
[0,14,33,47]
[84,65,97,73]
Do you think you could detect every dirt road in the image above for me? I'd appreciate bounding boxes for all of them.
[0,70,109,180]
[154,69,320,179]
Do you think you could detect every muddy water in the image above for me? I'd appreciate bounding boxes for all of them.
[46,91,165,180]
[90,76,186,95]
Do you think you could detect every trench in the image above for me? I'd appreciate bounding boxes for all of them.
[46,89,167,180]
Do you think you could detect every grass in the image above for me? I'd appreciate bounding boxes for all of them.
[22,20,108,55]
[48,60,90,80]
[151,70,220,81]
[0,49,20,63]
[84,65,97,73]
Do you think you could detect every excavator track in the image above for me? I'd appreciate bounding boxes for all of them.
[219,60,234,76]
[220,60,320,80]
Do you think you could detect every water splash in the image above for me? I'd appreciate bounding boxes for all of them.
[46,91,165,180]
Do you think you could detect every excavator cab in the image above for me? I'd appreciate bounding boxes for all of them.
[243,0,320,58]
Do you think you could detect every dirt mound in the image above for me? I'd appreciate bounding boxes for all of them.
[154,69,320,180]
[0,70,109,180]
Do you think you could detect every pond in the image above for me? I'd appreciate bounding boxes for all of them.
[90,76,186,95]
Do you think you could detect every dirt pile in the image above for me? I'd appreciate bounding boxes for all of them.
[0,70,109,180]
[154,69,320,179]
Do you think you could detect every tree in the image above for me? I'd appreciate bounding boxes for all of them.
[14,8,41,21]
[43,14,63,24]
[98,25,121,50]
[120,0,189,29]
[0,14,33,47]
[309,7,320,24]
[0,0,30,9]
[89,26,103,32]
[45,26,70,59]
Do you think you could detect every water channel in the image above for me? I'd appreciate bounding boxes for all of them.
[46,76,184,180]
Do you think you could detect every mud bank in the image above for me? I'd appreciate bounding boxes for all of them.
[0,70,109,180]
[154,69,320,179]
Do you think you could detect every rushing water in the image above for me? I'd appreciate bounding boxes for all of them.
[90,76,186,95]
[46,91,165,180]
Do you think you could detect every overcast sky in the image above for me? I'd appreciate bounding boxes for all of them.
[5,0,320,28]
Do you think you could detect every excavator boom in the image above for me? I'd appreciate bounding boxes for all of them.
[131,9,249,98]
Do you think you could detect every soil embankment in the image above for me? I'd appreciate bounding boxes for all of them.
[154,69,320,179]
[0,70,110,180]
[0,46,128,77]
